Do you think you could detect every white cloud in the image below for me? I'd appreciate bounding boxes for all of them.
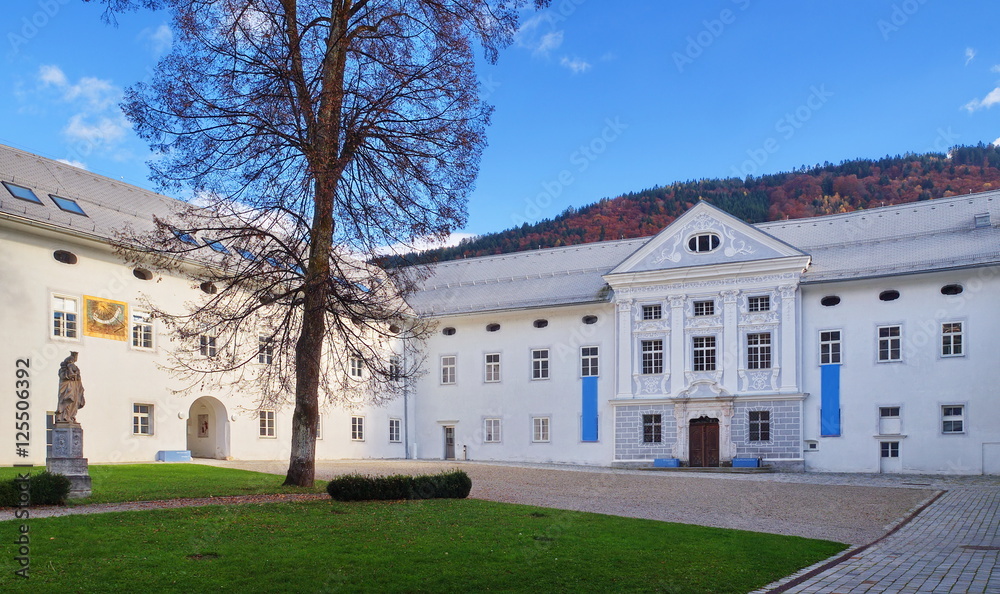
[64,113,129,145]
[963,87,1000,112]
[140,23,173,57]
[375,233,477,256]
[57,159,88,170]
[38,64,68,87]
[965,47,976,66]
[993,136,1000,147]
[560,56,591,74]
[992,64,1000,73]
[514,13,563,56]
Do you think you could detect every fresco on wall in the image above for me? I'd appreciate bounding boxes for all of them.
[83,296,128,341]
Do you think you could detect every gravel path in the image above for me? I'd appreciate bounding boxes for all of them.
[1,460,942,545]
[200,459,938,545]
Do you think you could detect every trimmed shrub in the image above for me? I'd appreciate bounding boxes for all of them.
[326,470,472,502]
[0,471,72,507]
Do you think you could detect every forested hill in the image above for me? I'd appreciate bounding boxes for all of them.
[385,143,1000,266]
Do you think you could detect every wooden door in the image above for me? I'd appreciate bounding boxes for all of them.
[689,417,720,467]
[444,426,455,460]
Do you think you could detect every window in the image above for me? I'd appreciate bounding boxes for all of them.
[440,355,457,384]
[877,325,901,362]
[132,268,153,280]
[642,304,662,320]
[820,330,841,364]
[52,295,79,339]
[529,349,550,380]
[351,416,365,441]
[820,295,841,307]
[879,290,900,302]
[53,250,78,264]
[880,441,899,458]
[688,232,720,253]
[747,295,770,312]
[693,300,715,316]
[235,248,257,261]
[486,323,500,332]
[581,346,599,377]
[941,284,963,296]
[749,411,770,441]
[642,414,662,443]
[389,418,401,443]
[880,406,900,418]
[442,327,456,336]
[532,417,550,443]
[171,228,200,246]
[388,355,402,381]
[942,406,965,434]
[484,418,501,443]
[199,334,217,357]
[974,213,991,228]
[349,356,364,378]
[641,340,663,375]
[259,410,275,437]
[131,311,154,349]
[3,181,42,204]
[582,315,598,325]
[258,335,274,364]
[484,353,501,382]
[132,404,153,435]
[200,281,218,295]
[941,322,963,357]
[746,333,771,370]
[49,194,87,216]
[316,414,323,440]
[693,336,716,371]
[533,319,548,328]
[204,239,230,254]
[46,412,54,458]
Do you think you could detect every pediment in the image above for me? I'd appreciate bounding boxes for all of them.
[609,201,807,275]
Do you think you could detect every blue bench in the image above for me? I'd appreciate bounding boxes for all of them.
[653,458,681,467]
[156,450,192,462]
[732,457,760,468]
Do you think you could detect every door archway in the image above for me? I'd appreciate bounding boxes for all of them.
[187,396,230,459]
[689,416,720,467]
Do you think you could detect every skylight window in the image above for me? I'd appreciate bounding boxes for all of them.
[205,239,230,254]
[171,228,200,246]
[3,181,42,204]
[235,248,257,261]
[49,194,87,216]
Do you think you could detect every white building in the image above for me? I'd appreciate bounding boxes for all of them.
[2,143,998,474]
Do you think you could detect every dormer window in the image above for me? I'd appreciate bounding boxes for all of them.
[687,232,720,253]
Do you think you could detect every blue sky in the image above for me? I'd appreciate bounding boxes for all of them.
[3,1,1000,241]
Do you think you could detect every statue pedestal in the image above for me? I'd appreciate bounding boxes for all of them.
[46,424,92,499]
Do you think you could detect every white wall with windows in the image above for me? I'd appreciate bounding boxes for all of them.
[410,304,615,465]
[800,270,1000,474]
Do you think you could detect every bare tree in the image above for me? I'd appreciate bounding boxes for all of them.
[101,0,546,486]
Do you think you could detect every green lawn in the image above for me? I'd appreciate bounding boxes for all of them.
[0,464,324,505]
[2,498,845,593]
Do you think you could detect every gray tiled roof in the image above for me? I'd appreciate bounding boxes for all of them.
[3,143,999,316]
[0,144,178,241]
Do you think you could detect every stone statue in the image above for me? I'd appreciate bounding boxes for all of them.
[55,351,85,424]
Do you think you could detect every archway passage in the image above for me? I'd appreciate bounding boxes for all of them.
[689,416,720,467]
[187,396,230,459]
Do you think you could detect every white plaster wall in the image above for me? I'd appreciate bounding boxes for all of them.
[0,221,405,465]
[411,304,615,465]
[801,267,1000,474]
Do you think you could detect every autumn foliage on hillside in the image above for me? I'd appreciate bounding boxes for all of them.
[386,143,1000,265]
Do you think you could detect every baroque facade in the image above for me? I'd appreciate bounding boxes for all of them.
[2,143,998,474]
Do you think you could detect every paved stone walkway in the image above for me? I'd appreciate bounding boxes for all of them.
[760,486,1000,593]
